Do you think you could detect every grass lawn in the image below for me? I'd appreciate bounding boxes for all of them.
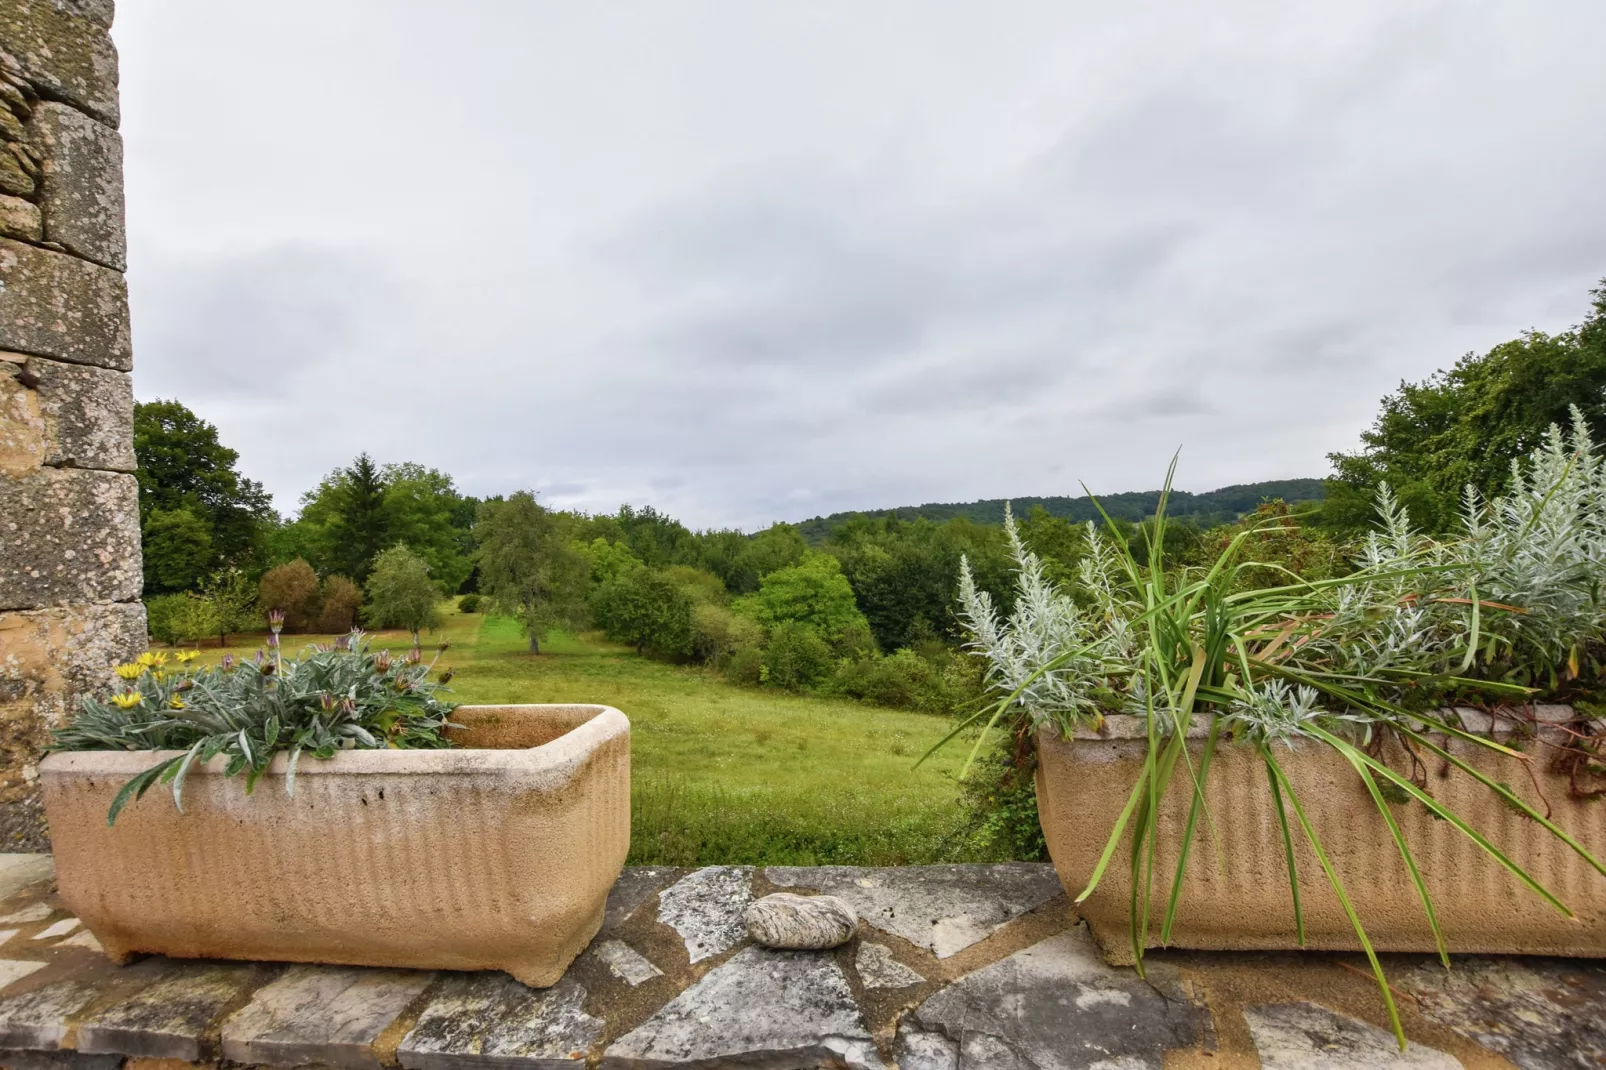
[163,603,990,865]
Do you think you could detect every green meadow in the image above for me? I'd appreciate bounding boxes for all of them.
[172,602,986,866]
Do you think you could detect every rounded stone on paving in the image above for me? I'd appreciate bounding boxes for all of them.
[745,893,858,950]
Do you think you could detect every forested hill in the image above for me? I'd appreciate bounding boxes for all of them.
[795,478,1326,539]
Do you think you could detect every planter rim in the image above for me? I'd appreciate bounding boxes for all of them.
[1048,702,1585,743]
[39,702,627,779]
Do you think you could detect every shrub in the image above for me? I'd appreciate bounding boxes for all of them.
[205,569,261,645]
[734,553,869,646]
[51,642,456,824]
[724,637,765,686]
[457,593,482,614]
[832,649,941,710]
[761,622,833,691]
[363,545,442,643]
[143,593,188,646]
[592,568,694,659]
[259,559,321,633]
[315,575,362,633]
[691,603,761,666]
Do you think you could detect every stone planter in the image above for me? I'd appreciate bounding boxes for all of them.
[1036,708,1606,963]
[39,704,630,986]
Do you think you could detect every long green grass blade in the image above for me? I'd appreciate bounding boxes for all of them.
[1399,726,1606,883]
[1264,752,1305,946]
[1161,714,1221,943]
[1265,751,1405,1051]
[1338,743,1450,966]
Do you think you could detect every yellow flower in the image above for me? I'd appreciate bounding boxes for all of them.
[110,692,143,710]
[175,650,200,664]
[135,651,168,669]
[113,663,143,681]
[169,696,186,710]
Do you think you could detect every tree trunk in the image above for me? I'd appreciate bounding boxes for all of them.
[528,633,540,654]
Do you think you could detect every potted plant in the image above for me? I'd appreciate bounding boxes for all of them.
[40,630,630,988]
[935,410,1606,1048]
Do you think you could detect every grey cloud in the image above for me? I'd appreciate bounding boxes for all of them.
[116,1,1606,529]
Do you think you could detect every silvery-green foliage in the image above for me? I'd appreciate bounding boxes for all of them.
[1317,406,1606,690]
[956,506,1135,731]
[960,408,1606,739]
[1226,680,1369,747]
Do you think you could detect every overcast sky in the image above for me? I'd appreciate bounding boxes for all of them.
[116,1,1606,530]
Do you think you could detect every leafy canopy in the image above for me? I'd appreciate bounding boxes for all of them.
[362,545,443,642]
[1326,280,1606,533]
[474,492,589,653]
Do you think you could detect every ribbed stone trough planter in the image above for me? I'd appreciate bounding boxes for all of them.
[1037,706,1606,963]
[38,704,630,987]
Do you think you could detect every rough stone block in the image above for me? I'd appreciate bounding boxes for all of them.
[0,2,119,126]
[29,103,122,270]
[0,980,98,1049]
[853,943,923,990]
[0,856,50,902]
[654,866,754,963]
[896,929,1204,1069]
[76,962,262,1061]
[0,602,145,800]
[592,941,662,987]
[766,864,1063,959]
[0,238,129,370]
[1244,1002,1458,1069]
[0,467,139,609]
[0,355,134,473]
[601,947,882,1070]
[220,966,435,1070]
[0,1050,123,1070]
[397,975,602,1070]
[745,893,857,950]
[0,195,38,241]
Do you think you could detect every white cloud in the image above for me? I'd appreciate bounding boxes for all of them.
[118,0,1606,528]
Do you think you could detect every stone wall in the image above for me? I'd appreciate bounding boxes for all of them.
[0,0,140,803]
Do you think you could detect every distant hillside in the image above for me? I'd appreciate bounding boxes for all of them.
[795,479,1326,539]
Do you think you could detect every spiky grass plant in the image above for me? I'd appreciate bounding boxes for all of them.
[51,634,458,825]
[936,409,1606,1049]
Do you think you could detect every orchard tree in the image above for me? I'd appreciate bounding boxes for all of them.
[474,492,588,653]
[362,545,441,645]
[592,568,694,658]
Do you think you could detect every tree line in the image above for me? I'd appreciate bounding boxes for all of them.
[135,279,1606,707]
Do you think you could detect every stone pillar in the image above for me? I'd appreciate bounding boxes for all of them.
[0,0,142,803]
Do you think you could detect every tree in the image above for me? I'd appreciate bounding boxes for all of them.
[592,568,695,658]
[286,456,476,589]
[1326,280,1606,532]
[296,453,390,582]
[315,575,362,633]
[379,463,474,593]
[133,400,274,575]
[259,559,322,633]
[475,492,589,653]
[734,552,869,647]
[204,568,260,646]
[141,508,213,594]
[362,545,442,645]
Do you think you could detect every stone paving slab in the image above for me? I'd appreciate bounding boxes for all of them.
[0,860,1600,1069]
[397,975,602,1070]
[219,965,435,1069]
[74,961,262,1061]
[766,863,1064,958]
[601,947,882,1070]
